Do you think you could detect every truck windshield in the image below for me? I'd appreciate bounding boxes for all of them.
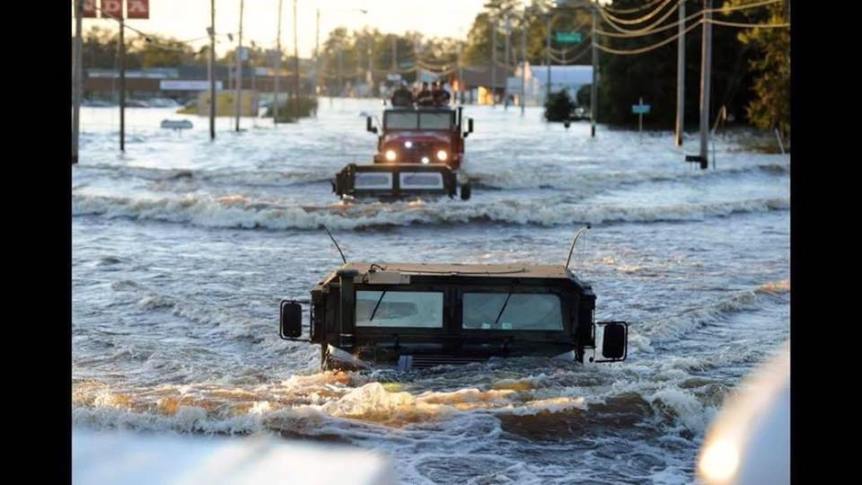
[355,290,444,328]
[418,112,453,130]
[385,112,418,130]
[462,293,563,331]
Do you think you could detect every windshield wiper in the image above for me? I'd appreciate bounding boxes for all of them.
[369,291,387,321]
[493,292,513,327]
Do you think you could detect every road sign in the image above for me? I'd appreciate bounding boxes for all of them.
[127,0,150,19]
[555,32,583,44]
[101,0,123,18]
[161,80,223,91]
[238,47,250,61]
[632,104,651,114]
[633,97,650,133]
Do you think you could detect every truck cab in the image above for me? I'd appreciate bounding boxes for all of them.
[332,107,474,201]
[280,262,628,371]
[369,107,472,170]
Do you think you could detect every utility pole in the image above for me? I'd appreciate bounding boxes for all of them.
[545,14,552,104]
[72,0,83,164]
[590,4,597,138]
[503,14,511,109]
[208,0,216,140]
[315,9,320,95]
[457,44,464,104]
[337,46,343,96]
[120,16,126,151]
[520,10,526,115]
[292,0,299,114]
[674,0,685,146]
[235,0,245,132]
[698,0,712,169]
[391,35,397,72]
[273,0,283,124]
[367,35,373,96]
[491,16,497,106]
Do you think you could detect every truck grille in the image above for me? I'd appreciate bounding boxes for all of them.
[398,354,489,370]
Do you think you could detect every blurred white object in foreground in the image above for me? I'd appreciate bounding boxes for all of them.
[697,342,790,484]
[73,429,395,485]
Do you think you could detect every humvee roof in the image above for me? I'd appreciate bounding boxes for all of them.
[338,262,576,280]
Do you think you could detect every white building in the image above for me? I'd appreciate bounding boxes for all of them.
[507,63,594,107]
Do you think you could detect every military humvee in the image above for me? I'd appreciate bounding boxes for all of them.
[279,260,628,371]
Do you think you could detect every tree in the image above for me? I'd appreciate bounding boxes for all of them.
[725,0,790,140]
[130,34,196,68]
[597,0,758,128]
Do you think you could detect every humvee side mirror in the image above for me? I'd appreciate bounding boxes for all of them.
[592,321,628,362]
[279,300,302,339]
[463,118,474,138]
[366,116,378,134]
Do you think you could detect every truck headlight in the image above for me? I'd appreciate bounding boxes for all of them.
[421,156,430,164]
[404,141,413,149]
[385,149,397,162]
[436,150,448,161]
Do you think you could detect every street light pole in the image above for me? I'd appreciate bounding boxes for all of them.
[274,0,283,124]
[315,8,320,95]
[235,0,244,132]
[209,0,216,140]
[520,10,526,115]
[675,0,685,146]
[72,0,83,164]
[698,0,712,169]
[491,15,497,106]
[120,16,126,151]
[545,14,551,105]
[503,14,510,110]
[590,3,598,138]
[292,0,300,114]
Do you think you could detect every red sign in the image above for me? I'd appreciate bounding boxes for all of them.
[81,0,98,18]
[126,0,149,19]
[101,0,123,19]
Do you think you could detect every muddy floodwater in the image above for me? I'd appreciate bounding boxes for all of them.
[73,98,789,484]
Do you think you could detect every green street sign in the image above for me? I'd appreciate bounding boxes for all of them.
[632,104,651,114]
[555,32,583,44]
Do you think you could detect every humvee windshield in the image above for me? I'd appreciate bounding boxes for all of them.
[355,290,444,328]
[384,111,453,131]
[463,293,563,331]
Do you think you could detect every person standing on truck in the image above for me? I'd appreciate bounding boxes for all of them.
[391,81,414,107]
[432,81,451,107]
[416,82,435,107]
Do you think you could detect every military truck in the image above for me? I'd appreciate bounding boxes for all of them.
[280,257,628,371]
[332,106,474,201]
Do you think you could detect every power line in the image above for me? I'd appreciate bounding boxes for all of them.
[548,45,592,64]
[596,17,703,55]
[595,8,702,38]
[603,0,667,15]
[705,18,789,28]
[599,0,677,26]
[708,0,783,15]
[599,1,681,34]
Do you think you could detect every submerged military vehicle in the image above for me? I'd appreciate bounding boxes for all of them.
[332,106,474,200]
[279,230,628,371]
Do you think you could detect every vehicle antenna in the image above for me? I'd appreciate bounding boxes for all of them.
[565,224,591,271]
[322,225,347,264]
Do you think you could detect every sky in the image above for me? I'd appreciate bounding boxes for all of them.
[76,0,491,57]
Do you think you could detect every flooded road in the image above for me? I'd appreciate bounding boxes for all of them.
[73,98,789,483]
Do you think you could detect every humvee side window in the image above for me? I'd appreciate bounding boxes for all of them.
[462,293,564,331]
[385,112,419,130]
[355,290,444,328]
[419,112,453,130]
